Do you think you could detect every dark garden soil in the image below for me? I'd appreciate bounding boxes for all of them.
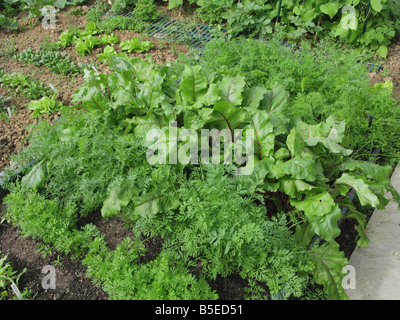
[0,3,399,300]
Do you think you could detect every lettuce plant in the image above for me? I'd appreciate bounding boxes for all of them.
[28,94,64,118]
[96,45,117,63]
[120,37,154,53]
[99,33,120,45]
[75,35,100,57]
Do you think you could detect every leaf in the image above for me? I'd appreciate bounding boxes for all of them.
[54,0,67,9]
[240,156,275,193]
[120,37,154,53]
[179,65,208,106]
[247,109,275,159]
[324,116,346,143]
[291,191,335,216]
[111,83,140,110]
[132,190,179,217]
[291,191,342,242]
[209,101,248,131]
[376,45,388,58]
[72,84,109,112]
[260,85,288,114]
[79,21,98,36]
[96,45,117,63]
[259,86,288,134]
[136,73,166,110]
[75,36,99,56]
[242,87,267,109]
[335,173,379,207]
[337,199,370,247]
[286,128,304,158]
[371,0,383,12]
[306,137,352,156]
[58,31,74,47]
[28,94,62,118]
[197,83,221,107]
[385,184,400,210]
[296,116,352,155]
[21,159,48,190]
[131,58,158,83]
[294,221,315,246]
[101,178,139,218]
[111,0,126,12]
[340,159,392,185]
[218,74,246,106]
[307,206,342,243]
[284,156,317,181]
[99,33,120,45]
[308,242,349,300]
[320,3,340,19]
[168,0,183,9]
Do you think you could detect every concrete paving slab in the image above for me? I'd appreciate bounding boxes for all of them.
[345,166,400,300]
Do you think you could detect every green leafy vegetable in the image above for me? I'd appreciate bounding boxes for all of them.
[28,94,64,118]
[120,37,154,53]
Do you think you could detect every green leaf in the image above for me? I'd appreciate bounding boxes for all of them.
[21,159,48,190]
[337,199,370,247]
[242,87,267,109]
[376,45,388,58]
[320,3,340,19]
[120,37,154,53]
[101,178,139,218]
[247,109,275,159]
[209,101,248,131]
[260,85,288,114]
[75,35,99,56]
[306,137,352,155]
[197,83,221,107]
[291,191,341,242]
[58,31,74,47]
[324,116,346,143]
[96,45,117,63]
[284,156,317,181]
[371,0,383,12]
[296,116,351,155]
[335,173,379,207]
[111,0,127,13]
[72,84,109,112]
[386,184,400,210]
[259,85,288,134]
[308,242,349,300]
[136,73,166,110]
[307,206,342,243]
[291,191,335,216]
[340,159,392,185]
[168,0,183,9]
[286,128,304,158]
[54,0,67,9]
[28,94,63,118]
[79,21,98,36]
[132,190,179,217]
[179,65,208,106]
[218,74,246,106]
[99,33,120,45]
[294,221,315,246]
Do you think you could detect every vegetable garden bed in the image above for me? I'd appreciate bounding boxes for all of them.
[1,0,400,302]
